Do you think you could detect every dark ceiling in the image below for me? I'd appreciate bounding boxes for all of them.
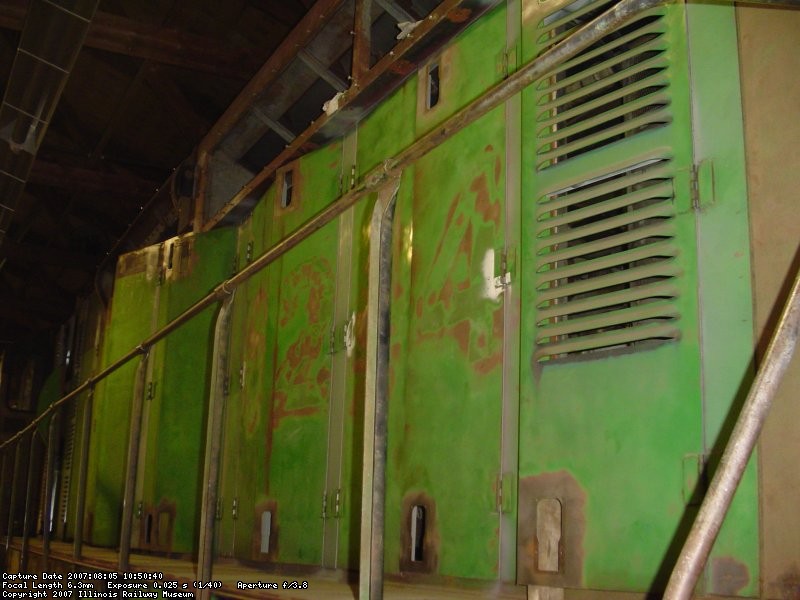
[0,0,318,343]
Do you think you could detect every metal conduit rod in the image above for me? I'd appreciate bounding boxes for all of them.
[73,386,95,560]
[359,183,399,600]
[665,264,800,599]
[3,0,799,459]
[197,293,235,598]
[119,353,150,571]
[21,431,37,571]
[42,412,59,570]
[5,441,21,551]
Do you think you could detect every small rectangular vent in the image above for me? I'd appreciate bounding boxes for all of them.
[533,157,681,361]
[535,3,671,169]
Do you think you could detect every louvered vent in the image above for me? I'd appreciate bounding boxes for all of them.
[533,157,682,361]
[534,2,671,170]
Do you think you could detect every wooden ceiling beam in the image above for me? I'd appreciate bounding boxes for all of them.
[0,1,262,79]
[0,239,99,271]
[30,160,160,200]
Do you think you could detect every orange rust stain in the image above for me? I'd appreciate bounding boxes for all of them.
[427,291,436,306]
[415,298,424,318]
[452,320,471,355]
[390,59,415,75]
[493,306,503,339]
[391,343,402,360]
[438,278,454,310]
[458,222,473,258]
[316,367,330,386]
[432,192,462,266]
[484,144,494,153]
[475,351,502,375]
[478,333,487,348]
[472,173,501,226]
[393,282,404,300]
[448,7,471,23]
[456,213,465,226]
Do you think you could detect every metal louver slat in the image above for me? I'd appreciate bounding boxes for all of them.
[536,259,681,303]
[536,299,679,340]
[537,220,676,266]
[536,238,678,286]
[537,0,616,49]
[537,280,680,320]
[533,321,681,361]
[535,200,673,250]
[537,34,667,95]
[537,70,670,127]
[537,52,668,111]
[537,180,672,227]
[542,17,666,82]
[537,106,672,164]
[537,90,670,143]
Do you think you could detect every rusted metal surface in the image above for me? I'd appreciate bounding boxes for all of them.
[197,0,349,158]
[398,492,438,574]
[351,0,372,87]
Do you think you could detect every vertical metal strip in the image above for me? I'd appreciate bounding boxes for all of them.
[500,0,522,583]
[73,386,94,559]
[359,181,399,600]
[42,412,59,570]
[119,353,150,571]
[322,130,358,567]
[21,432,37,571]
[5,440,21,550]
[197,296,234,599]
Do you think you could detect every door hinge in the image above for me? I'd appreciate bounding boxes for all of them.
[146,381,156,401]
[494,472,514,514]
[500,44,520,78]
[238,361,246,390]
[691,160,715,211]
[223,375,230,397]
[232,252,240,275]
[232,497,239,520]
[328,313,356,355]
[493,248,514,292]
[136,501,143,519]
[321,491,328,520]
[246,241,254,264]
[333,489,342,519]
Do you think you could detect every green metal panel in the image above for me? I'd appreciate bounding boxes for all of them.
[135,228,236,554]
[685,6,758,596]
[519,0,704,592]
[87,244,162,547]
[220,140,342,566]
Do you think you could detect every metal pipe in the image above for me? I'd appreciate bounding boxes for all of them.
[21,432,37,571]
[42,411,59,570]
[4,0,798,457]
[359,182,399,600]
[197,294,235,596]
[119,352,150,571]
[73,386,95,560]
[5,440,21,550]
[664,265,800,600]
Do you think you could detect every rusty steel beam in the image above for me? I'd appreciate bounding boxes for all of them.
[201,0,503,231]
[197,0,349,157]
[0,0,261,79]
[351,0,372,86]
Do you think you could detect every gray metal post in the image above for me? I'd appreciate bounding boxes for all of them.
[359,182,399,600]
[42,411,59,570]
[665,265,800,599]
[5,441,21,551]
[197,295,235,599]
[119,352,150,571]
[73,386,95,560]
[21,432,38,571]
